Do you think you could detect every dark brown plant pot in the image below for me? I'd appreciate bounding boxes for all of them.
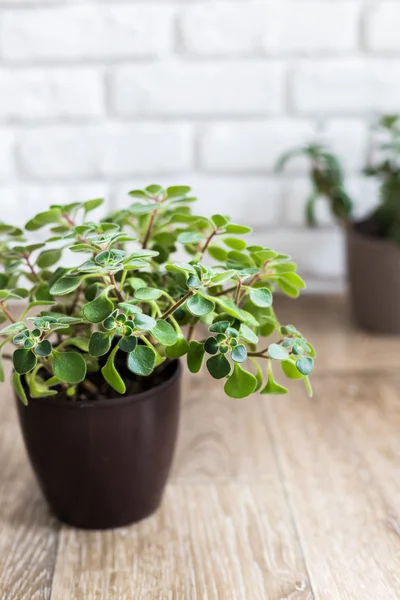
[15,360,181,530]
[346,227,400,334]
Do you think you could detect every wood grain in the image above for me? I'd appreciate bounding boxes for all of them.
[264,375,400,600]
[51,484,311,600]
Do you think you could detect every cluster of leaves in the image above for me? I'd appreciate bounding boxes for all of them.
[0,185,315,404]
[277,115,400,245]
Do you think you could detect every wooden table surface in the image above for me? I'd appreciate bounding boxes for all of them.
[1,295,400,599]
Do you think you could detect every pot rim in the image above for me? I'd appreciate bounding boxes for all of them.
[347,223,400,252]
[18,359,182,410]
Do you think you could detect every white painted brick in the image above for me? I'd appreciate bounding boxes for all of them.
[319,119,368,172]
[0,5,175,62]
[0,69,104,120]
[0,182,110,227]
[18,124,193,179]
[180,2,268,56]
[264,1,360,56]
[366,2,400,52]
[180,2,358,56]
[200,120,317,172]
[293,60,400,115]
[0,129,15,181]
[111,176,282,231]
[251,228,344,280]
[110,62,284,116]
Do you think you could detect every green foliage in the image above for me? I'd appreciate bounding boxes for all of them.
[278,115,400,245]
[0,184,314,403]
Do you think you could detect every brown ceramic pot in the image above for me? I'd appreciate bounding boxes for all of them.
[346,227,400,334]
[15,360,181,530]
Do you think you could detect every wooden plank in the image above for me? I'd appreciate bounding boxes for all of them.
[263,376,400,600]
[50,483,312,600]
[0,362,60,600]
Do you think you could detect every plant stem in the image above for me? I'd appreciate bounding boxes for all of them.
[187,323,197,343]
[0,302,16,323]
[109,273,124,303]
[161,290,194,320]
[24,255,40,282]
[142,210,158,249]
[200,228,217,258]
[234,279,242,304]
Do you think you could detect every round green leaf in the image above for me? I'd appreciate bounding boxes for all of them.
[127,345,157,376]
[83,293,114,324]
[281,360,303,380]
[13,348,37,374]
[231,344,247,363]
[204,337,219,355]
[13,372,28,405]
[208,246,228,261]
[209,320,230,334]
[89,332,112,357]
[212,214,229,228]
[36,340,52,357]
[165,336,190,359]
[187,293,215,317]
[261,361,288,395]
[118,336,138,353]
[187,341,205,373]
[151,320,178,346]
[239,323,259,345]
[249,288,273,308]
[101,346,126,394]
[187,275,202,289]
[134,313,157,331]
[134,288,163,301]
[37,249,62,269]
[177,232,204,245]
[224,363,257,398]
[53,351,87,384]
[225,224,252,235]
[268,343,290,361]
[50,276,82,296]
[296,357,314,376]
[223,238,247,250]
[206,354,231,380]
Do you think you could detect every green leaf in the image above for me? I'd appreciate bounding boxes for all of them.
[167,185,191,198]
[209,270,236,286]
[204,337,220,355]
[134,313,156,331]
[207,354,232,379]
[224,363,257,398]
[231,344,247,363]
[101,346,126,394]
[296,357,314,376]
[62,337,90,352]
[187,293,215,317]
[225,224,252,235]
[0,322,26,336]
[118,336,137,353]
[83,293,114,324]
[249,358,264,392]
[211,296,244,321]
[130,203,158,215]
[268,344,290,361]
[50,275,82,296]
[127,345,157,376]
[209,320,230,334]
[249,288,273,308]
[84,198,104,213]
[261,361,288,395]
[12,372,28,405]
[89,332,112,357]
[223,238,247,250]
[134,288,163,301]
[37,249,62,269]
[53,351,87,384]
[36,340,52,357]
[277,279,300,298]
[304,376,313,398]
[208,246,228,261]
[282,360,303,380]
[151,320,178,346]
[187,341,205,373]
[280,272,306,290]
[13,349,37,374]
[177,232,205,245]
[187,275,202,289]
[118,302,142,316]
[165,336,189,359]
[239,323,259,344]
[212,214,229,228]
[25,208,62,231]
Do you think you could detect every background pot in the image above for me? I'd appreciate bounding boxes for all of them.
[346,227,400,334]
[15,360,181,530]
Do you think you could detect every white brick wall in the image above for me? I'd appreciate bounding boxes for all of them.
[0,0,397,292]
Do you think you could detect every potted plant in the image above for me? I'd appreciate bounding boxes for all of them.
[278,115,400,334]
[0,185,315,529]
